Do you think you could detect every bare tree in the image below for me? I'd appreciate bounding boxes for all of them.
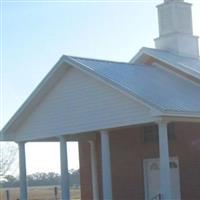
[0,142,18,178]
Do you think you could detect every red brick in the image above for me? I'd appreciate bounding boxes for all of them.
[79,122,200,200]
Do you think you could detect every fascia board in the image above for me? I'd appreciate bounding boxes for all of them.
[155,116,200,123]
[1,54,159,135]
[153,111,200,123]
[129,47,146,63]
[3,52,200,138]
[130,48,200,80]
[149,55,200,80]
[1,56,68,134]
[161,111,200,118]
[1,54,162,136]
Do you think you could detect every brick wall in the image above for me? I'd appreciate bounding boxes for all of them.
[79,122,200,200]
[79,141,93,200]
[174,122,200,200]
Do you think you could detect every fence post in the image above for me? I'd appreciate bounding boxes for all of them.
[6,190,10,200]
[54,186,58,200]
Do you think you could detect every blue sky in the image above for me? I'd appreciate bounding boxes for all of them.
[1,0,200,174]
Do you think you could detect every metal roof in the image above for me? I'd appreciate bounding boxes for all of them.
[68,55,200,113]
[135,47,200,79]
[2,50,200,135]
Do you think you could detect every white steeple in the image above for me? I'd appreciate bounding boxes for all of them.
[154,0,199,58]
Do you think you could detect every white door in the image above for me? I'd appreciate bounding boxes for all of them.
[144,157,181,200]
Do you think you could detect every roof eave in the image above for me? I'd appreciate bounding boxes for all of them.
[130,47,200,81]
[3,53,199,137]
[1,55,161,136]
[1,55,67,135]
[154,111,200,123]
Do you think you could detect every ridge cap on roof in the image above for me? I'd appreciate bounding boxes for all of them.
[64,55,132,65]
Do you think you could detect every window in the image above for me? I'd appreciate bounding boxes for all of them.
[142,124,175,143]
[170,161,178,169]
[142,125,158,143]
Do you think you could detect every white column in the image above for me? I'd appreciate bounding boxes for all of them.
[89,141,99,200]
[158,121,172,200]
[59,136,70,200]
[18,142,28,200]
[100,130,112,200]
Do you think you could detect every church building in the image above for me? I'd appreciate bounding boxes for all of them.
[2,0,200,199]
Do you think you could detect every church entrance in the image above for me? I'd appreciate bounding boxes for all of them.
[143,157,181,200]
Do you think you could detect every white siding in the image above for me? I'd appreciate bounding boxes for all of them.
[11,67,151,141]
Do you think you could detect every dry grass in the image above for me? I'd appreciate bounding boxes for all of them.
[0,186,80,200]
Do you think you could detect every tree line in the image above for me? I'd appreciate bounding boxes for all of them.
[0,170,80,188]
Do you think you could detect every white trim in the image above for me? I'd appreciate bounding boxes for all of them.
[18,142,28,200]
[1,55,157,136]
[143,159,149,200]
[129,47,146,63]
[130,48,200,81]
[1,56,68,134]
[2,52,200,138]
[158,121,171,199]
[59,136,70,200]
[1,116,155,142]
[100,130,113,200]
[155,115,200,123]
[89,141,99,200]
[161,112,200,118]
[2,114,200,142]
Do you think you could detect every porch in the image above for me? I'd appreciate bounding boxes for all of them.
[17,120,200,200]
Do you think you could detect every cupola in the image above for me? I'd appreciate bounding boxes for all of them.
[154,0,199,58]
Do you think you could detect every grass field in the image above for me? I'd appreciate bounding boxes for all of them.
[0,186,80,200]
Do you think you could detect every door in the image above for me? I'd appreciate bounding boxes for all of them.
[143,157,181,200]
